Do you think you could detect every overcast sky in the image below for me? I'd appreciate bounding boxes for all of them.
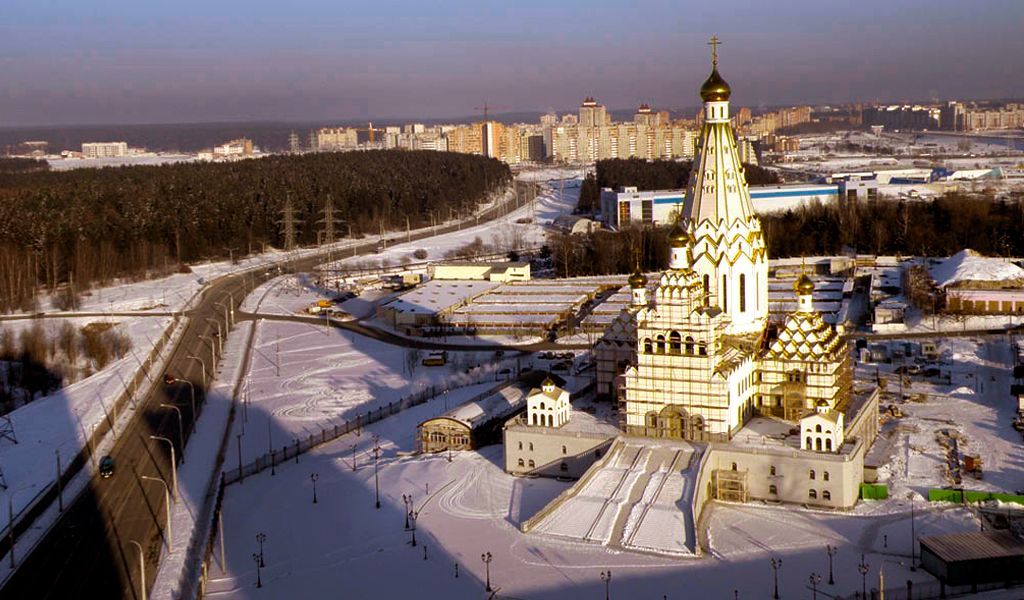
[2,0,1023,126]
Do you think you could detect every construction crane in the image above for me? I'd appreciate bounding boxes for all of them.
[473,102,508,121]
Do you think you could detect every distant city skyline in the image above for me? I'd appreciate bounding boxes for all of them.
[2,0,1023,127]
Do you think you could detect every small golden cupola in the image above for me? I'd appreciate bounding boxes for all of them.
[794,272,815,313]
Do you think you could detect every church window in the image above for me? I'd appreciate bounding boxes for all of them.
[806,436,812,449]
[809,489,817,500]
[698,342,707,356]
[528,459,535,468]
[769,465,776,476]
[517,458,525,467]
[815,438,823,452]
[809,469,816,480]
[529,442,534,451]
[669,331,681,354]
[644,338,653,354]
[739,274,747,312]
[769,484,778,495]
[826,439,833,452]
[518,441,523,450]
[562,445,567,455]
[547,415,553,427]
[815,424,822,433]
[823,471,830,481]
[685,336,694,355]
[702,275,710,307]
[540,402,546,410]
[731,462,738,471]
[721,275,728,311]
[532,414,538,425]
[560,462,568,472]
[656,335,666,354]
[823,490,831,501]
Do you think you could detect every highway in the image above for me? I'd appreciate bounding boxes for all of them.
[0,180,542,599]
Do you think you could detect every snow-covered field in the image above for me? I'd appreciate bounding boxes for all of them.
[863,336,1024,500]
[0,315,173,522]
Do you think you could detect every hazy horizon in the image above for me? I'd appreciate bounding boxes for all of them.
[3,0,1024,127]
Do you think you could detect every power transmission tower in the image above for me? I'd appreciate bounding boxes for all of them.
[278,195,303,253]
[0,415,17,446]
[317,195,342,245]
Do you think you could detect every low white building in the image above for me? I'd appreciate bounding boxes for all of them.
[432,261,531,282]
[526,377,570,428]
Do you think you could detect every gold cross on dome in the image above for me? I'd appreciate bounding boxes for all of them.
[708,35,722,66]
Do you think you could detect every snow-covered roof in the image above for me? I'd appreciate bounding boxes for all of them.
[930,249,1024,289]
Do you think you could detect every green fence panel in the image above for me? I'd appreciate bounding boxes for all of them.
[860,483,889,500]
[927,489,1024,505]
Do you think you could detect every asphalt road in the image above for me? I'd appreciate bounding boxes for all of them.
[0,181,539,600]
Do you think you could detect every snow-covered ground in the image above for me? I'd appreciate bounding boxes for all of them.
[862,336,1024,501]
[0,315,173,524]
[203,393,1016,600]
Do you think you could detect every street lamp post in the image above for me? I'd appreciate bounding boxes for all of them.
[373,436,381,509]
[256,532,266,567]
[403,494,412,530]
[187,355,207,387]
[149,435,178,499]
[909,494,917,571]
[857,554,870,600]
[770,557,782,600]
[252,552,262,588]
[200,335,217,368]
[128,540,146,600]
[164,374,196,434]
[311,472,319,504]
[140,475,173,551]
[160,403,185,461]
[826,544,837,585]
[600,569,612,600]
[351,444,358,471]
[481,552,493,592]
[205,318,223,355]
[409,507,419,547]
[809,573,822,600]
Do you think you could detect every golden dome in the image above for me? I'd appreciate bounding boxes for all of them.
[628,268,647,289]
[794,273,815,295]
[700,66,731,102]
[667,220,691,248]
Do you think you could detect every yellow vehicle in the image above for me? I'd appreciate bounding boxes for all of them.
[422,351,447,366]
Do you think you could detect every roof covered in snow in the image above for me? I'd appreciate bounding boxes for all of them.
[930,249,1024,289]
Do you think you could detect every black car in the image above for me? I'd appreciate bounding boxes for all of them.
[99,455,115,479]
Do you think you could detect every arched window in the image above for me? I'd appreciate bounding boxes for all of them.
[529,442,534,451]
[815,438,822,452]
[823,471,830,481]
[809,469,816,480]
[809,489,817,500]
[826,439,833,452]
[518,441,523,450]
[562,445,567,455]
[815,424,822,433]
[540,401,546,410]
[532,414,538,425]
[739,274,747,312]
[643,338,653,354]
[685,336,695,355]
[560,462,568,472]
[806,436,813,448]
[731,462,738,471]
[770,465,776,476]
[547,414,553,427]
[702,274,710,307]
[721,274,728,311]
[769,484,778,495]
[517,458,525,467]
[698,342,707,356]
[669,331,682,354]
[823,490,831,501]
[656,335,666,354]
[528,459,535,468]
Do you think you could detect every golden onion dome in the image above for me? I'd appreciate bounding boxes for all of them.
[794,273,815,295]
[700,66,731,102]
[628,268,647,289]
[666,220,690,248]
